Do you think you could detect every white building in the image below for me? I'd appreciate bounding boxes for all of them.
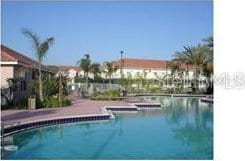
[111,58,207,89]
[57,58,207,89]
[57,66,94,84]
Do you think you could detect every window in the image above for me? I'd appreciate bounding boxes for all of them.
[20,81,26,91]
[32,71,36,79]
[20,70,25,78]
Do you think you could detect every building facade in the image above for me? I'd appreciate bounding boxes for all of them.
[58,58,207,90]
[1,45,55,105]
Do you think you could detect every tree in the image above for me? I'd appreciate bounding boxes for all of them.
[175,49,191,88]
[202,36,213,94]
[90,63,101,82]
[126,73,133,92]
[77,54,91,90]
[103,62,118,84]
[203,36,213,50]
[135,72,141,91]
[174,44,209,92]
[32,75,68,100]
[1,77,21,106]
[141,70,148,89]
[167,60,183,93]
[22,28,54,102]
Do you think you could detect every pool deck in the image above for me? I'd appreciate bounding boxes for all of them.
[1,99,130,127]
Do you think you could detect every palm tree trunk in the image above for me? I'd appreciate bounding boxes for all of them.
[166,64,168,89]
[38,62,44,103]
[86,72,88,91]
[59,74,63,107]
[187,64,189,90]
[109,75,112,84]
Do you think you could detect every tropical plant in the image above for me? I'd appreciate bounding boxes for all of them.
[22,28,54,102]
[203,36,213,50]
[92,88,120,100]
[167,60,184,93]
[90,63,101,82]
[202,36,213,93]
[135,72,141,91]
[43,95,71,108]
[141,70,148,89]
[32,75,68,104]
[103,61,118,84]
[175,49,191,87]
[1,77,21,106]
[77,54,91,90]
[174,44,210,92]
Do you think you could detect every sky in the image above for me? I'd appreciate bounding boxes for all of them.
[1,1,213,66]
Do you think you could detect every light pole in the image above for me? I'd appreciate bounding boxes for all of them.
[166,61,168,89]
[120,50,124,87]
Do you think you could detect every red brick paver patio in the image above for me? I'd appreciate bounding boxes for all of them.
[1,99,129,127]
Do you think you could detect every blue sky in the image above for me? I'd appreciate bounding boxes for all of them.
[2,1,213,65]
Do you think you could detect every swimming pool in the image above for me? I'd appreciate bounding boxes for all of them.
[3,97,213,159]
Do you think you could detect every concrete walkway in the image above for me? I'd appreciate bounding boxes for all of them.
[1,99,129,127]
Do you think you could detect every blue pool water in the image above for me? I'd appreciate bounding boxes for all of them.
[4,97,213,159]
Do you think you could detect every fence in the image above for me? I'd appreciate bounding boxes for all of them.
[67,83,122,92]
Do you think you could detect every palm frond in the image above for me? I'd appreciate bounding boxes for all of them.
[22,28,40,50]
[38,37,54,60]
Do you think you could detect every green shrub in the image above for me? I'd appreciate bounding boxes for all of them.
[62,98,71,106]
[43,96,59,108]
[43,96,71,108]
[15,97,28,109]
[148,87,163,93]
[192,89,206,94]
[95,95,110,100]
[103,88,120,97]
[91,88,121,100]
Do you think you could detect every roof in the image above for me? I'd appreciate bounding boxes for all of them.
[113,58,168,69]
[58,66,81,72]
[1,44,55,73]
[168,60,194,70]
[113,58,193,70]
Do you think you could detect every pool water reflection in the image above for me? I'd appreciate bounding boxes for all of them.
[4,97,213,159]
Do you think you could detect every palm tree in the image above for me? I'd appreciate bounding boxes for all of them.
[174,44,209,92]
[175,48,192,89]
[203,36,213,50]
[104,62,118,84]
[167,60,183,93]
[135,72,141,91]
[77,54,91,90]
[202,36,213,93]
[22,28,54,102]
[141,70,148,89]
[90,63,101,81]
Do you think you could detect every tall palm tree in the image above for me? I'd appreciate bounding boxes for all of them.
[104,62,118,84]
[175,48,191,88]
[203,36,213,49]
[22,28,54,102]
[202,36,213,93]
[174,44,209,92]
[77,54,91,90]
